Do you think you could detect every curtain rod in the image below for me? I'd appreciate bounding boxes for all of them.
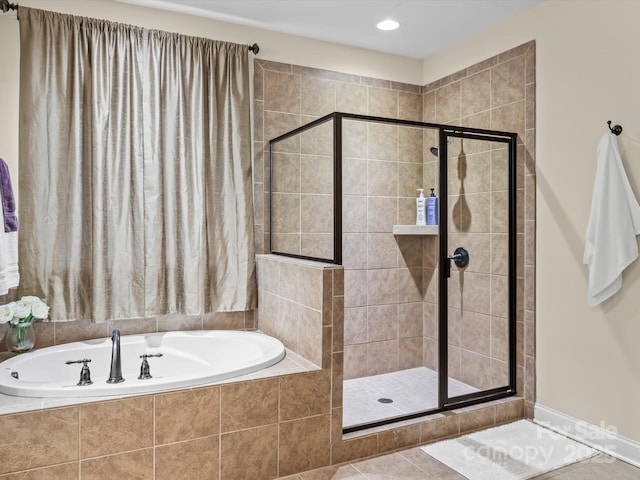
[0,1,260,55]
[0,0,18,13]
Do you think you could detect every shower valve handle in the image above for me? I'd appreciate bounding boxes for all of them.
[448,247,469,268]
[446,247,470,277]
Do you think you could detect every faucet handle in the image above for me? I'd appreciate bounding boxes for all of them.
[138,353,163,380]
[66,358,92,364]
[66,358,93,386]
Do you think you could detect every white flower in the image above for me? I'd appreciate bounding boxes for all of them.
[20,296,43,306]
[0,304,14,324]
[31,301,49,320]
[11,301,31,320]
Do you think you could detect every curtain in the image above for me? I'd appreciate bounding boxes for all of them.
[18,7,256,321]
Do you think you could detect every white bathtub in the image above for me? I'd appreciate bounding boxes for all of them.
[0,330,285,398]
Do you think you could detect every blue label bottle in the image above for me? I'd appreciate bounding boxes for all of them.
[426,188,438,225]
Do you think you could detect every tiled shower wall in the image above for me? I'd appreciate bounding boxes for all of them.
[253,60,431,381]
[340,119,435,380]
[257,254,341,368]
[254,40,536,411]
[420,41,535,398]
[270,122,335,259]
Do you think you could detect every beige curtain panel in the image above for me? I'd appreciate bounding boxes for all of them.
[18,7,256,322]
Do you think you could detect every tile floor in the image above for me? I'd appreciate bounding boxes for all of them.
[343,367,477,428]
[278,446,640,479]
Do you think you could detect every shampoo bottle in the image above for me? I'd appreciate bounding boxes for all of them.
[416,189,426,226]
[426,188,439,225]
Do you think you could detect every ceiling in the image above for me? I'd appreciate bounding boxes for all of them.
[117,0,542,59]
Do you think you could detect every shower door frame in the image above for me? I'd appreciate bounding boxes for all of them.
[437,126,519,410]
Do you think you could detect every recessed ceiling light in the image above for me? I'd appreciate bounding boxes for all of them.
[377,19,399,31]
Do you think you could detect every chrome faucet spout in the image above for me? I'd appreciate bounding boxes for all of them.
[107,329,124,384]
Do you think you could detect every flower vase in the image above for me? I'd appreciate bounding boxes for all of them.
[6,322,36,353]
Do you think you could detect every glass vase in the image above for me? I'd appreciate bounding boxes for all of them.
[6,321,36,353]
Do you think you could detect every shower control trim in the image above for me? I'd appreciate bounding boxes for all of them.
[446,247,469,277]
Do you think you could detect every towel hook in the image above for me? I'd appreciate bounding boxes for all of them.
[607,120,623,136]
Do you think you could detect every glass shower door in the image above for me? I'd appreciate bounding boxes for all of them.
[438,128,517,408]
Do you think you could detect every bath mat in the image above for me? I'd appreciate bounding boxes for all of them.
[421,420,598,480]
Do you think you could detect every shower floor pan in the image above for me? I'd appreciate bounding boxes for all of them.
[342,366,477,428]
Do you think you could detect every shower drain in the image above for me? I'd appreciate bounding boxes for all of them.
[377,397,393,404]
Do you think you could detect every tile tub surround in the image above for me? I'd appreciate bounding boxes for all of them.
[254,40,536,412]
[0,347,318,416]
[0,375,330,479]
[0,384,525,479]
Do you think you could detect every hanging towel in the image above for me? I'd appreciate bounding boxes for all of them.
[583,133,640,306]
[0,158,18,232]
[0,158,19,296]
[0,231,19,296]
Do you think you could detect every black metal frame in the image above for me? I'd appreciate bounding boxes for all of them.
[268,112,446,264]
[438,127,518,411]
[269,113,342,264]
[268,113,518,434]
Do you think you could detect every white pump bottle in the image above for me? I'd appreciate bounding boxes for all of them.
[416,188,426,226]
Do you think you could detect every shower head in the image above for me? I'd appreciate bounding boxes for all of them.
[430,138,453,157]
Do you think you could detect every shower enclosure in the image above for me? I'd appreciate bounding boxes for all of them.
[269,112,518,432]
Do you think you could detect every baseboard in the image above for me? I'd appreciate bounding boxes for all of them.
[534,403,640,468]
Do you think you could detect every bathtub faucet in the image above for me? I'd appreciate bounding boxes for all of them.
[107,329,124,383]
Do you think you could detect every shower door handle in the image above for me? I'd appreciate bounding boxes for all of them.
[445,247,469,277]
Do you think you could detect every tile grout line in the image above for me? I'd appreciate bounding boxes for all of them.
[78,405,82,479]
[152,395,156,480]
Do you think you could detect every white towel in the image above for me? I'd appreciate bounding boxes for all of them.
[0,160,18,296]
[0,231,19,296]
[583,133,640,306]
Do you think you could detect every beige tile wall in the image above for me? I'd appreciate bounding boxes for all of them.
[420,42,535,407]
[257,254,341,368]
[254,60,424,260]
[0,372,330,479]
[254,59,429,380]
[270,121,335,259]
[342,117,434,379]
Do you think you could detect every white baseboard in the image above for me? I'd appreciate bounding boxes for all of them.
[534,403,640,468]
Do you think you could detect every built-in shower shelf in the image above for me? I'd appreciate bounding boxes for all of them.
[392,225,438,235]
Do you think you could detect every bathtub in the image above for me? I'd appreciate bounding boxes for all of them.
[0,330,285,398]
